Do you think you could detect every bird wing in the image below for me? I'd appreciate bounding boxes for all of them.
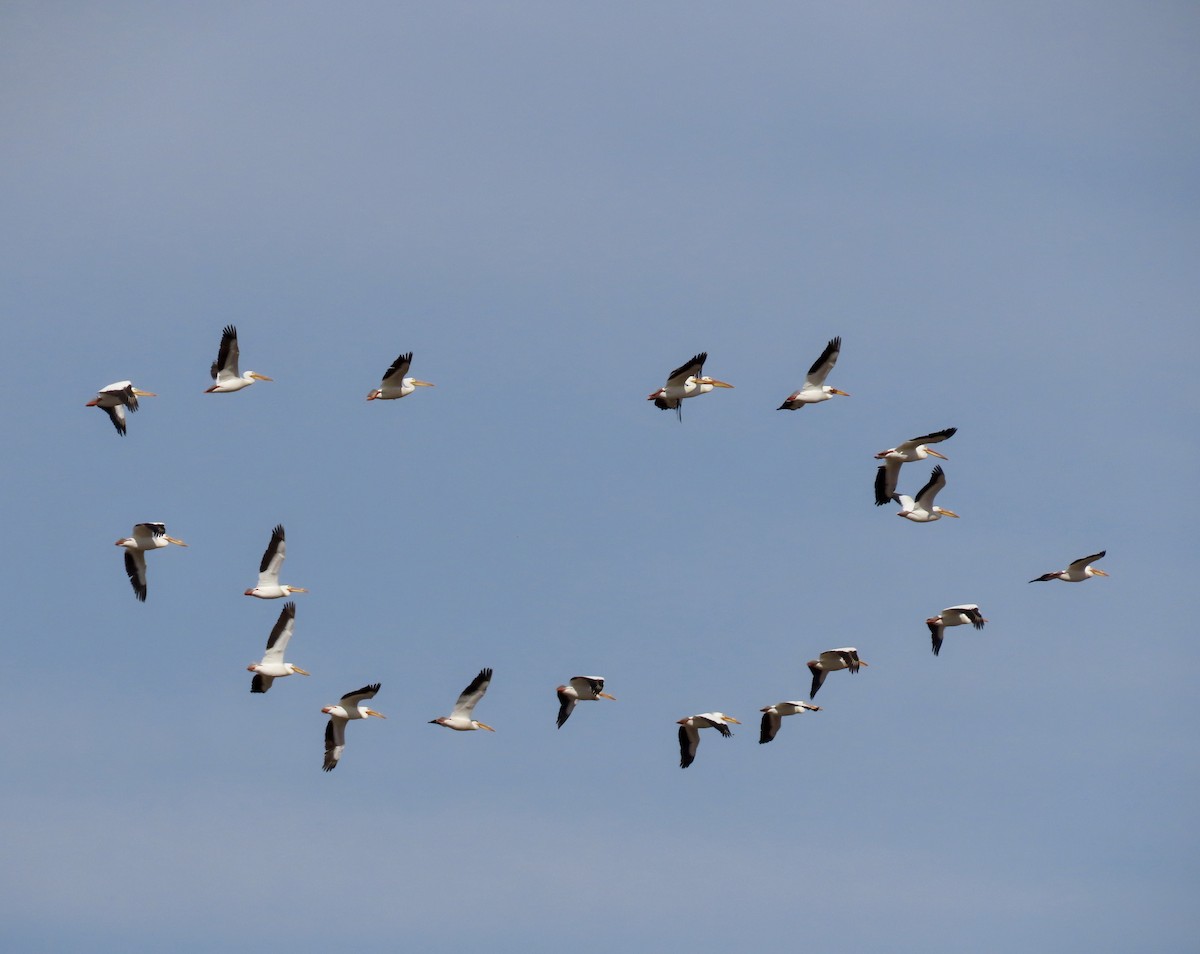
[666,353,706,388]
[132,523,166,546]
[913,465,946,509]
[339,683,381,709]
[802,336,841,388]
[909,427,956,447]
[948,604,986,629]
[569,676,605,699]
[928,620,944,656]
[451,668,492,719]
[1068,551,1106,573]
[874,460,901,505]
[250,673,274,693]
[380,352,413,388]
[213,325,240,381]
[808,663,827,699]
[102,404,128,435]
[124,550,147,602]
[258,524,286,586]
[323,717,346,771]
[555,686,577,729]
[678,724,699,768]
[262,601,296,663]
[759,709,780,744]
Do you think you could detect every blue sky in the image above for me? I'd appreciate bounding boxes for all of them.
[3,2,1197,951]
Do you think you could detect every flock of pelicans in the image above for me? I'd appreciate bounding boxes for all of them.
[91,327,1110,770]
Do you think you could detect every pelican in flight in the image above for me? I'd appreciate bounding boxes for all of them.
[777,337,848,410]
[247,601,310,692]
[244,524,308,599]
[366,352,434,401]
[895,465,959,523]
[758,701,822,744]
[807,648,868,700]
[874,427,957,505]
[430,668,495,732]
[86,381,156,436]
[648,352,733,419]
[555,676,616,728]
[115,523,187,602]
[1030,551,1109,583]
[926,604,987,657]
[205,325,272,393]
[677,713,740,768]
[322,683,385,771]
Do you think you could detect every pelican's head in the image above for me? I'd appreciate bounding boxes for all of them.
[934,507,960,518]
[473,720,495,731]
[598,691,616,700]
[925,448,948,460]
[286,585,309,594]
[289,665,311,676]
[410,379,435,388]
[132,388,157,397]
[825,387,850,397]
[1090,568,1109,578]
[248,372,273,382]
[166,536,188,547]
[721,715,741,724]
[365,708,386,719]
[698,377,734,389]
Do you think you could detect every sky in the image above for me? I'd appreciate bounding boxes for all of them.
[2,2,1198,950]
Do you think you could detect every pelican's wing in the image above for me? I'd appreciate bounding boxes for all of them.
[569,676,605,698]
[803,336,841,388]
[759,709,781,744]
[451,668,492,719]
[947,604,985,629]
[1068,551,1106,573]
[251,673,274,693]
[678,724,700,768]
[212,324,240,381]
[913,465,946,509]
[666,353,706,388]
[908,427,957,448]
[258,524,286,586]
[555,687,577,729]
[339,683,381,709]
[928,620,944,656]
[124,550,148,602]
[380,352,413,388]
[262,601,296,663]
[874,459,901,506]
[808,663,827,699]
[103,404,127,435]
[132,523,166,546]
[323,717,346,771]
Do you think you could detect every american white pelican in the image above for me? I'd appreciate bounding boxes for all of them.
[244,524,308,599]
[758,701,821,744]
[895,465,959,522]
[777,337,848,410]
[874,427,957,505]
[322,683,385,771]
[247,601,310,692]
[648,352,733,419]
[926,604,987,657]
[115,523,187,602]
[205,325,272,393]
[430,668,495,732]
[677,713,740,768]
[86,381,156,436]
[555,676,616,728]
[366,352,434,401]
[807,648,868,700]
[1029,550,1108,583]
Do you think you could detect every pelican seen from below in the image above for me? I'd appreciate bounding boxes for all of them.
[807,648,868,700]
[205,325,272,393]
[86,381,156,436]
[366,352,434,401]
[895,465,959,523]
[115,522,187,602]
[322,683,385,771]
[245,524,308,599]
[677,712,740,768]
[874,427,957,505]
[247,601,309,692]
[758,701,822,744]
[648,352,733,420]
[1030,551,1109,583]
[430,668,495,732]
[926,604,988,657]
[777,337,848,410]
[555,676,615,728]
